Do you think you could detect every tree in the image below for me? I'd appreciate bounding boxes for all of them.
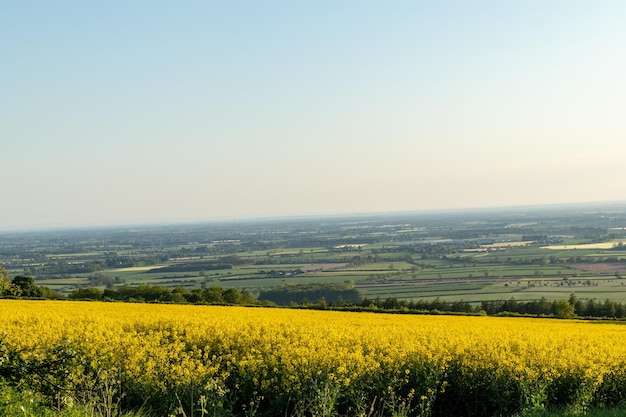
[38,286,63,299]
[12,276,41,297]
[171,286,191,303]
[223,288,242,304]
[554,300,575,319]
[568,293,577,307]
[70,287,104,300]
[186,288,205,303]
[239,289,256,305]
[204,287,224,303]
[0,265,17,296]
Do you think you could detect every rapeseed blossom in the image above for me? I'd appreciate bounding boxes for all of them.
[1,300,625,416]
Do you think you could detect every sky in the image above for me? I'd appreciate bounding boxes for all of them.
[2,1,626,230]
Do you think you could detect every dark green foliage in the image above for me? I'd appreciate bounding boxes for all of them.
[69,287,105,300]
[432,361,523,417]
[0,341,146,416]
[545,371,597,413]
[259,282,363,305]
[11,276,41,297]
[594,369,626,408]
[0,340,84,406]
[37,286,63,299]
[89,284,257,305]
[0,271,60,299]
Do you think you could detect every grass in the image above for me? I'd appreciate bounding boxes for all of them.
[0,383,146,417]
[519,407,626,417]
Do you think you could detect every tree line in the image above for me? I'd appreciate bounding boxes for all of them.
[0,266,61,299]
[6,265,626,319]
[354,294,626,319]
[69,285,257,305]
[259,281,362,306]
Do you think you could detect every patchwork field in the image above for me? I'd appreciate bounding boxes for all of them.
[3,205,626,308]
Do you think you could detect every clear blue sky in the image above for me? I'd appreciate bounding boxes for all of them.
[2,1,626,230]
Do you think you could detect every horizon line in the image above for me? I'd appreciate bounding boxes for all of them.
[2,199,626,234]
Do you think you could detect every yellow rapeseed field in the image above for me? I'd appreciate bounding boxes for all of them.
[1,300,626,416]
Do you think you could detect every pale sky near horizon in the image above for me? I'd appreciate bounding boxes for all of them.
[2,1,626,230]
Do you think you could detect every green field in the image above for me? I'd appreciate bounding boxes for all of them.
[3,204,626,306]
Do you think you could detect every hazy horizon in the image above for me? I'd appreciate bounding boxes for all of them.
[1,199,625,233]
[3,2,626,230]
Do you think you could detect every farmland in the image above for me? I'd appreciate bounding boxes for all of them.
[4,205,626,415]
[3,300,626,416]
[3,202,626,306]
